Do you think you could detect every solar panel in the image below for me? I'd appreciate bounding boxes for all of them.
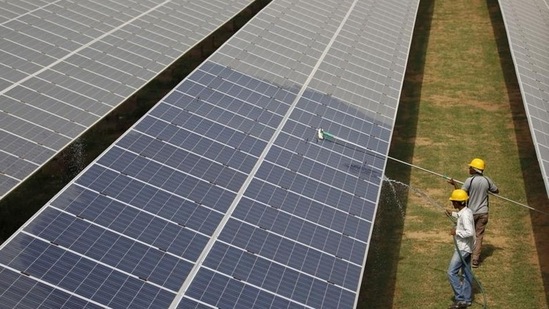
[498,0,549,197]
[0,0,255,200]
[0,0,420,307]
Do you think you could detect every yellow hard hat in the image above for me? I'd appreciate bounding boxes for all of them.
[468,158,485,171]
[449,189,469,202]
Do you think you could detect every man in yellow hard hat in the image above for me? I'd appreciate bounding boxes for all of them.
[448,158,499,268]
[447,189,475,309]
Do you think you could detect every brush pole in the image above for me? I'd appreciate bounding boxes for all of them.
[318,129,549,216]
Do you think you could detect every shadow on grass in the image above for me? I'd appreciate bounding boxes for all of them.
[478,243,501,264]
[356,1,434,308]
[486,0,549,305]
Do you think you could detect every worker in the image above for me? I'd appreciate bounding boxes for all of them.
[447,189,475,309]
[448,158,499,268]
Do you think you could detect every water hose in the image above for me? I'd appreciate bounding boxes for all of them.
[316,128,549,216]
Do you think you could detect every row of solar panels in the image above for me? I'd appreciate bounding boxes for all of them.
[498,0,549,197]
[0,0,422,307]
[0,0,255,200]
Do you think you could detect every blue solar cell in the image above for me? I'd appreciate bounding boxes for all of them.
[217,218,362,288]
[26,209,190,291]
[50,185,214,260]
[0,267,104,309]
[177,297,213,309]
[0,234,174,307]
[186,267,302,308]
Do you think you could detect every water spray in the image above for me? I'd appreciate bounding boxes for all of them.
[316,128,549,216]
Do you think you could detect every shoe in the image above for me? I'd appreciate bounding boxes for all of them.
[472,260,479,268]
[448,302,468,309]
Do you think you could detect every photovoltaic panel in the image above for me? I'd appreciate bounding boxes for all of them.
[498,0,549,197]
[0,0,420,308]
[0,0,255,201]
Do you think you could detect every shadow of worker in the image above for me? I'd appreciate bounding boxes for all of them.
[479,243,499,263]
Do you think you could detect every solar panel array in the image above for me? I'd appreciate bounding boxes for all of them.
[0,0,420,308]
[498,0,549,197]
[0,0,255,200]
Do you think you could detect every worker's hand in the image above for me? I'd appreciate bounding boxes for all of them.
[447,178,456,186]
[450,228,456,236]
[445,209,452,217]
